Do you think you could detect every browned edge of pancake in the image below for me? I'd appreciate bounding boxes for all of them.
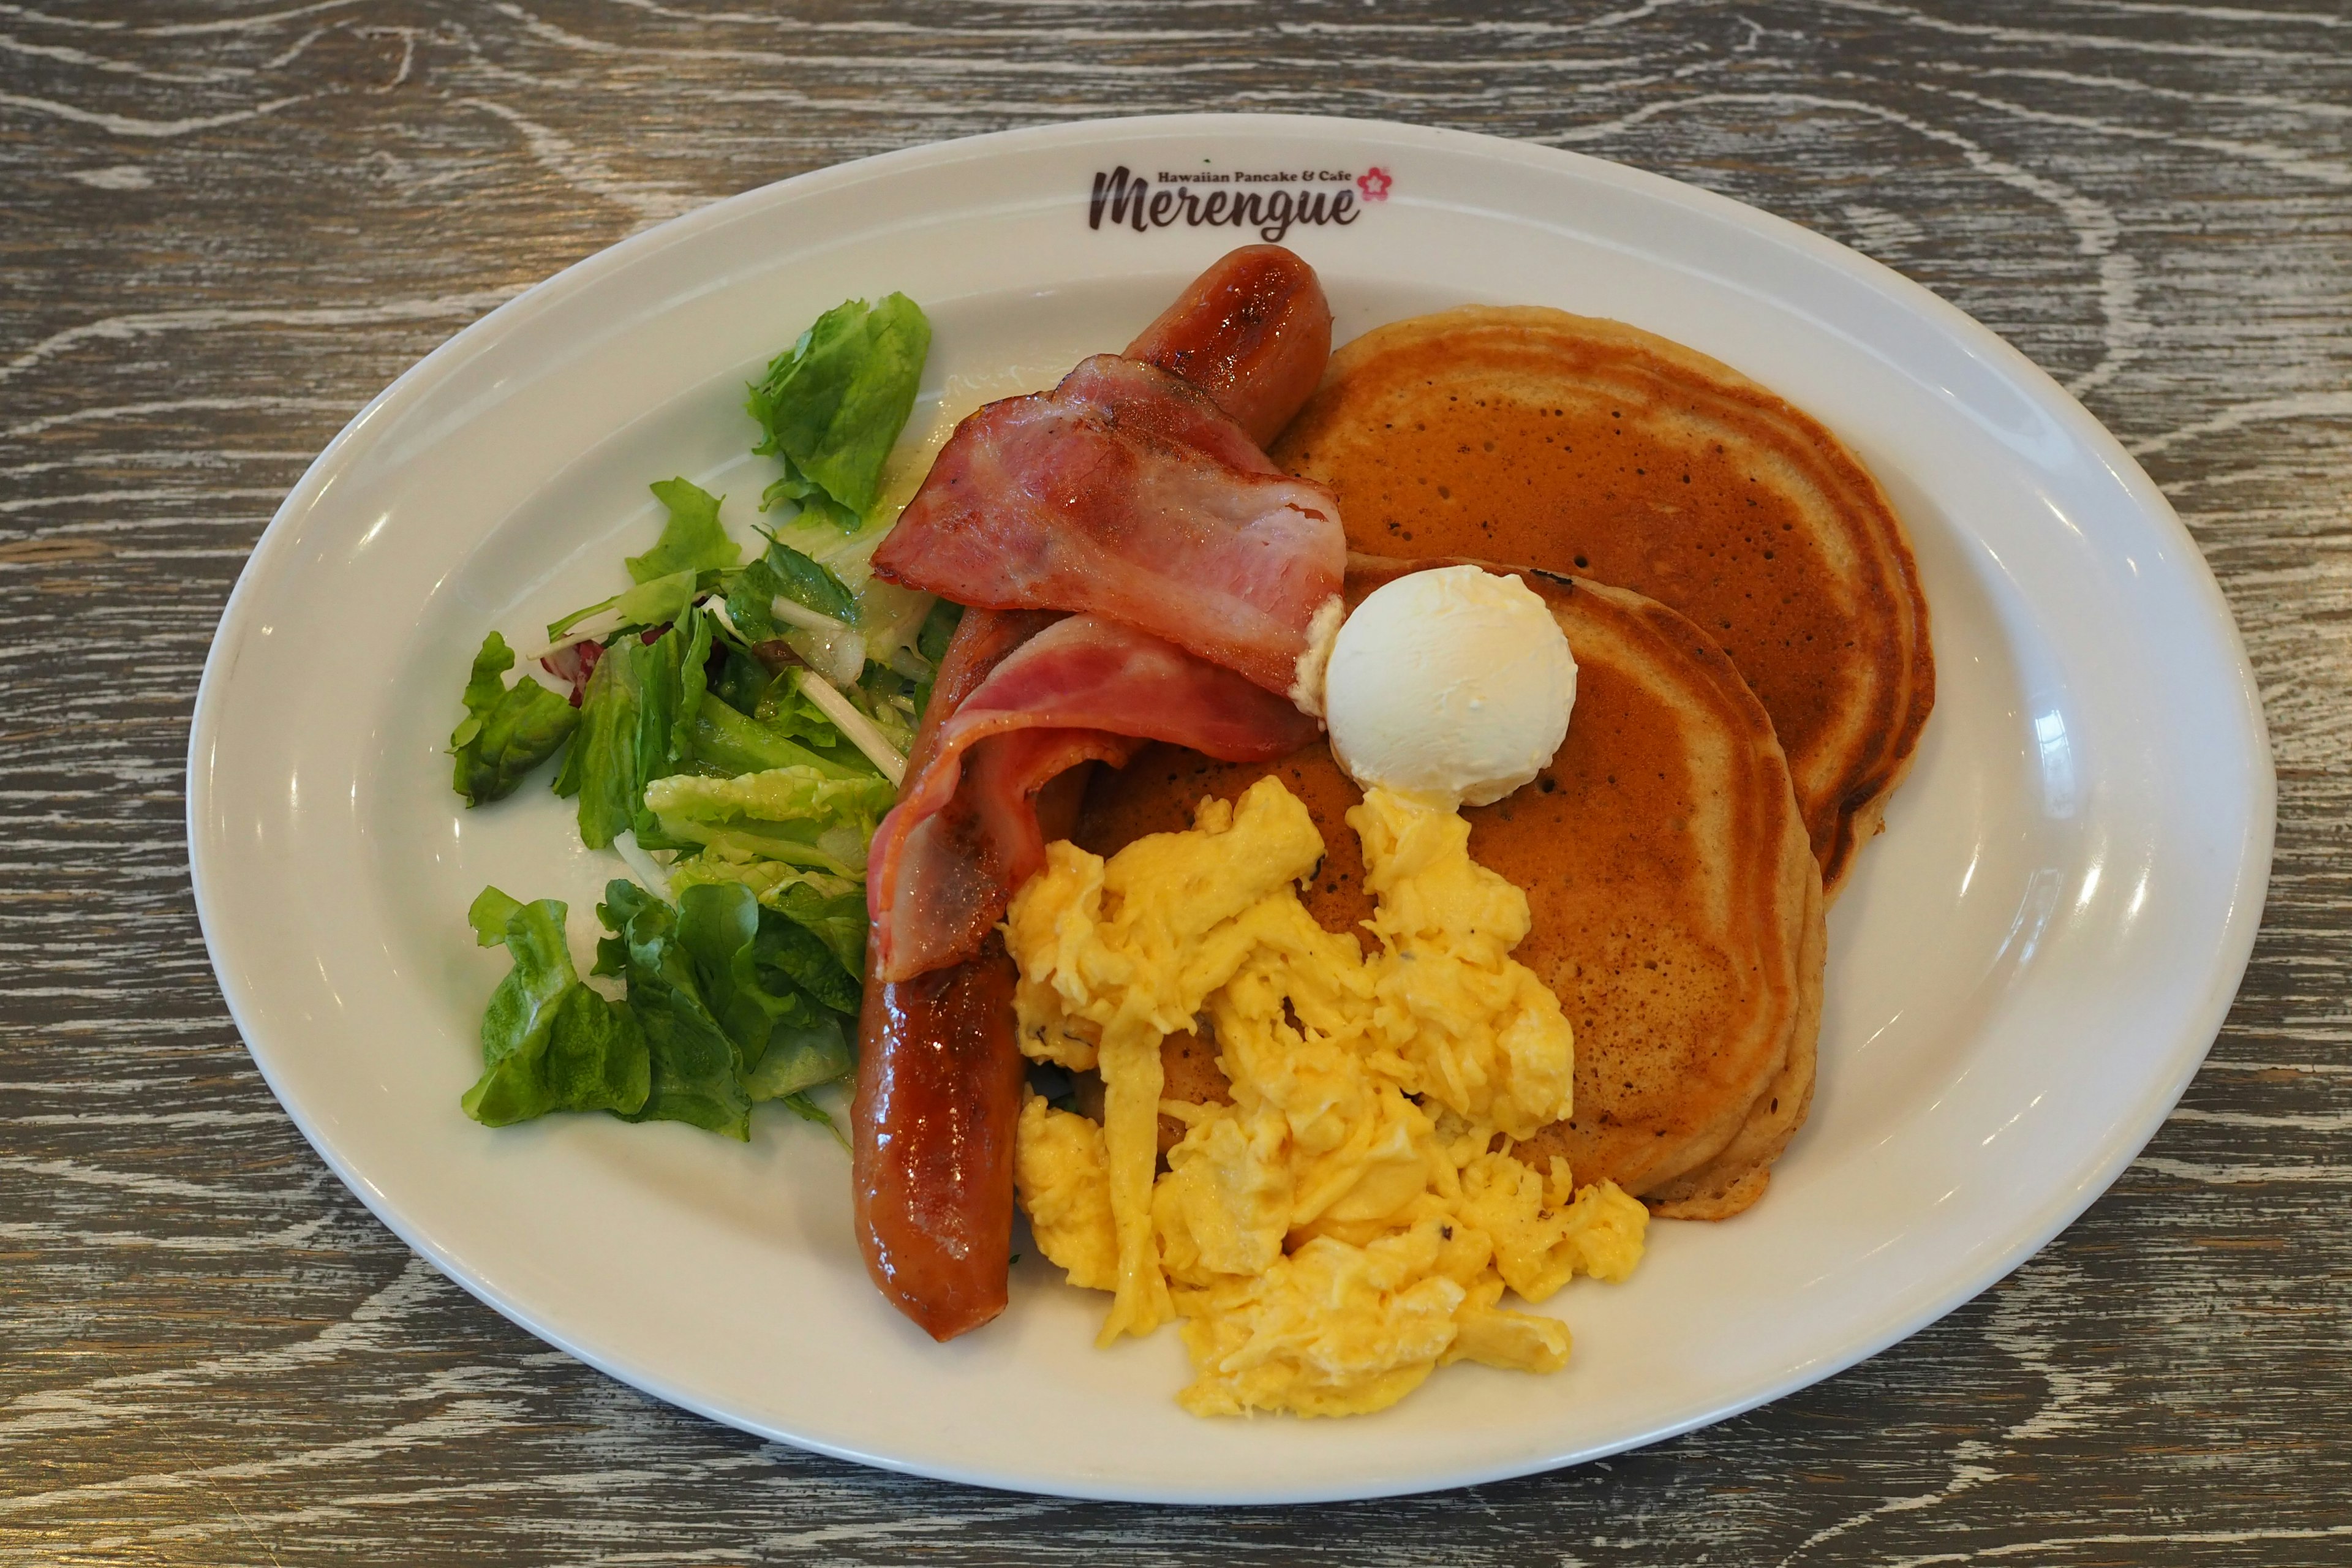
[1274,304,1934,902]
[1643,848,1825,1219]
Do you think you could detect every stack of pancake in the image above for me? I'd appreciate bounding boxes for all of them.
[1078,306,1932,1220]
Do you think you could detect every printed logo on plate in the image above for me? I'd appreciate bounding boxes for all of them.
[1087,162,1390,242]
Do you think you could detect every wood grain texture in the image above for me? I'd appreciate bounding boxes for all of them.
[3,1,2347,1561]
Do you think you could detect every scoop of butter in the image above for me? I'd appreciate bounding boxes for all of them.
[1323,565,1577,809]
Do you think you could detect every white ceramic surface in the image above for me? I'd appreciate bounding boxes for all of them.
[187,115,2273,1504]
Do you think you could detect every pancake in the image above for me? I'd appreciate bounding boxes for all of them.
[1630,859,1823,1219]
[1076,557,1825,1213]
[1270,306,1932,899]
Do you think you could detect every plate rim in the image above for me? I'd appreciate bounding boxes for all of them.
[186,111,2277,1504]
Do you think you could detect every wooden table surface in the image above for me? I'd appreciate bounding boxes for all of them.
[5,2,2346,1562]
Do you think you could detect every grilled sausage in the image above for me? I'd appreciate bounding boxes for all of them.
[1125,244,1333,448]
[852,930,1027,1341]
[852,608,1058,1341]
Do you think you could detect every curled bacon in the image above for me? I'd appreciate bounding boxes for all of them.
[866,614,1319,983]
[870,355,1344,699]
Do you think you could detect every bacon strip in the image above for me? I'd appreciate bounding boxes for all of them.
[1057,353,1282,476]
[870,355,1344,698]
[866,614,1319,982]
[872,726,1144,984]
[904,606,1064,780]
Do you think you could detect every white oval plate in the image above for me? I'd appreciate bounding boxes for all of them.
[189,115,2273,1504]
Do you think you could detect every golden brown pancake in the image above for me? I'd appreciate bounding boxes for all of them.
[1617,845,1823,1219]
[1077,559,1825,1213]
[1271,306,1933,898]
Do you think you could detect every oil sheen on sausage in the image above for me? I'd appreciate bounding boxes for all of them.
[1126,244,1333,448]
[853,608,1058,1341]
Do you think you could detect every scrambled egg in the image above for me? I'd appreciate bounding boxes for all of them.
[1006,777,1646,1418]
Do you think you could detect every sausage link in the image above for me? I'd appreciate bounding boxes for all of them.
[852,931,1027,1341]
[852,608,1061,1341]
[1126,244,1333,448]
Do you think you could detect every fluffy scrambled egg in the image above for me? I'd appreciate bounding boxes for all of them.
[1006,776,1646,1418]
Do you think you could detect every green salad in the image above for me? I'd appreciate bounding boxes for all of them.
[447,293,954,1140]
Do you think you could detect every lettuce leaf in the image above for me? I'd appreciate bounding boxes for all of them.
[728,533,856,638]
[847,666,919,757]
[455,633,518,742]
[747,294,930,524]
[591,880,854,1137]
[628,478,742,583]
[640,765,895,878]
[745,1019,851,1106]
[765,878,867,986]
[680,693,871,782]
[460,887,649,1126]
[666,859,865,1102]
[754,666,861,752]
[552,609,713,850]
[542,479,739,640]
[595,879,753,1139]
[450,632,580,807]
[758,912,860,1017]
[707,645,774,717]
[725,532,866,685]
[916,597,963,665]
[666,851,859,909]
[459,877,854,1139]
[758,513,939,676]
[675,882,854,1102]
[545,567,700,644]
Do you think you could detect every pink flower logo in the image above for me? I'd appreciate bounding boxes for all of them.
[1357,167,1393,202]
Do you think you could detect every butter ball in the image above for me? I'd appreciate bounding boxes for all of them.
[1324,565,1576,809]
